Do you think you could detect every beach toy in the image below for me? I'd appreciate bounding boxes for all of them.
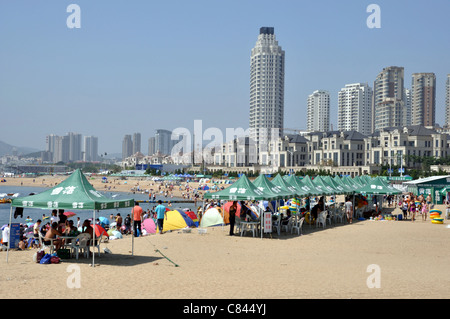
[432,218,444,224]
[304,212,315,225]
[430,209,442,215]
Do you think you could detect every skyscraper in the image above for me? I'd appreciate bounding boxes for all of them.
[411,73,436,126]
[337,83,373,135]
[249,27,285,144]
[84,136,99,162]
[446,75,450,128]
[372,66,406,132]
[132,133,141,154]
[122,135,133,160]
[307,90,330,132]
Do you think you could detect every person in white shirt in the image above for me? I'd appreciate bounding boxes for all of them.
[345,197,353,224]
[2,224,10,248]
[50,210,59,224]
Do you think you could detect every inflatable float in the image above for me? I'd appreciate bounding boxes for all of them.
[432,218,444,224]
[429,209,442,214]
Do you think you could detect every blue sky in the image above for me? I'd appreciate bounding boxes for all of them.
[1,0,449,154]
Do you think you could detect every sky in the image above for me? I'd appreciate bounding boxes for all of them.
[1,0,449,154]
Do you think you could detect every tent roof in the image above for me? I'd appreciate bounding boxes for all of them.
[354,176,401,195]
[11,169,134,210]
[270,174,303,197]
[252,174,293,199]
[204,174,278,200]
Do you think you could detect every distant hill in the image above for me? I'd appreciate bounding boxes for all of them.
[0,140,40,157]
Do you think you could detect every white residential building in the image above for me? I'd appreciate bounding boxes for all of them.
[337,83,373,135]
[249,27,285,146]
[307,90,330,132]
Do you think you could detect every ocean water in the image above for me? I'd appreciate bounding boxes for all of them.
[0,185,198,239]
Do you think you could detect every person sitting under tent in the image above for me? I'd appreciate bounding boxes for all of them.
[44,222,63,251]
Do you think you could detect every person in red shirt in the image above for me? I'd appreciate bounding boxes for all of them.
[132,202,143,237]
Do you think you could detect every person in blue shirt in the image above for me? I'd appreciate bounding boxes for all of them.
[155,200,167,234]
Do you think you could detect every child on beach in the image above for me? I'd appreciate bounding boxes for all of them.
[421,200,428,221]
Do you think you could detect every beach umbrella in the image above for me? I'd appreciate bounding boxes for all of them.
[98,216,109,227]
[142,218,156,234]
[92,224,108,238]
[63,211,76,217]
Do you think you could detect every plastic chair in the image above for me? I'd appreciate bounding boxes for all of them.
[39,232,56,254]
[315,211,327,228]
[291,217,304,235]
[70,233,91,259]
[93,234,103,257]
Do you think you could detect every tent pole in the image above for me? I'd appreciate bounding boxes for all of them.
[91,209,96,267]
[6,206,13,263]
[132,205,134,256]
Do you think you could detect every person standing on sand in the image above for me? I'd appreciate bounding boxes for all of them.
[132,202,143,237]
[228,201,237,236]
[155,200,167,234]
[345,197,353,224]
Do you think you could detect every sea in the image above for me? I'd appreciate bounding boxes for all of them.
[0,185,198,240]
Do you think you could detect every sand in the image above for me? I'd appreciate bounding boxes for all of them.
[2,176,450,300]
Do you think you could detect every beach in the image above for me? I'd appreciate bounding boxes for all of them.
[1,175,450,300]
[1,203,450,299]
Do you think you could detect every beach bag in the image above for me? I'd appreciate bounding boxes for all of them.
[50,256,61,264]
[40,253,52,264]
[56,248,70,259]
[36,250,45,263]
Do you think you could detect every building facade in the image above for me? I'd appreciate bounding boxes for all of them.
[372,66,406,132]
[445,74,450,128]
[338,83,373,136]
[411,73,436,126]
[307,90,330,132]
[249,27,285,145]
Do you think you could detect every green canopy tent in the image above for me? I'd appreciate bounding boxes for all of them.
[204,174,278,201]
[8,169,135,266]
[270,174,303,197]
[355,176,401,195]
[299,175,332,196]
[204,174,281,238]
[322,176,353,195]
[312,176,341,196]
[252,174,293,200]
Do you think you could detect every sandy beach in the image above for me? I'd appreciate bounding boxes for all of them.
[1,175,450,300]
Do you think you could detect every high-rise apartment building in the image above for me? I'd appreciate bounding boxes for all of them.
[372,66,406,132]
[446,75,450,128]
[68,132,82,162]
[132,133,141,154]
[84,136,98,162]
[148,137,156,156]
[46,133,82,163]
[403,88,412,127]
[307,90,330,132]
[249,27,285,144]
[122,135,133,160]
[411,73,436,126]
[337,83,373,135]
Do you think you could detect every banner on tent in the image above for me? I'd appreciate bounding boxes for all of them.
[263,212,272,233]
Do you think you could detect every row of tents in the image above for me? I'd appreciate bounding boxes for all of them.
[203,173,401,202]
